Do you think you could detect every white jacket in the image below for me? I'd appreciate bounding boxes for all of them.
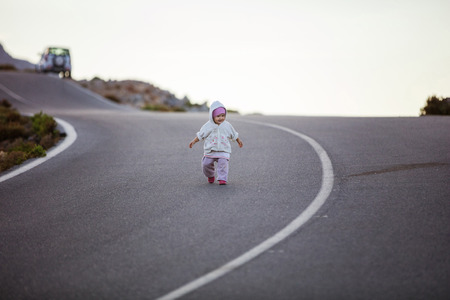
[196,101,239,158]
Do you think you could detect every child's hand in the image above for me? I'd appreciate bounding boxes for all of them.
[189,137,199,148]
[236,138,243,148]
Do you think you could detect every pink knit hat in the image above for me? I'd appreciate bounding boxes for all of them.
[212,107,226,118]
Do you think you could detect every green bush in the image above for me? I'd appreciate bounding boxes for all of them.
[29,145,46,158]
[31,111,57,138]
[420,95,450,116]
[9,140,34,153]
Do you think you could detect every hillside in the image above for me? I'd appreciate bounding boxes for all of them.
[0,44,35,70]
[78,77,208,112]
[0,43,208,112]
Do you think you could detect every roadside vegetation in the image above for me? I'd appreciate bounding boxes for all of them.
[420,95,450,116]
[0,99,64,172]
[0,64,17,71]
[142,103,186,112]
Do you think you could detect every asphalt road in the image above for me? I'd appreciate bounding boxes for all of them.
[1,72,449,300]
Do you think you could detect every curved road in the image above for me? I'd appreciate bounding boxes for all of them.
[1,72,449,299]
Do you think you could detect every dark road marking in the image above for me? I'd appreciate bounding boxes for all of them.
[347,162,447,178]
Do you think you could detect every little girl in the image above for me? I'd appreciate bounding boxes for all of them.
[189,101,243,185]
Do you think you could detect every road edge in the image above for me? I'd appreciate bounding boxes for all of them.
[0,117,77,183]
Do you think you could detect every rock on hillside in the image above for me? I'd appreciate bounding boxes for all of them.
[78,77,208,112]
[0,44,35,70]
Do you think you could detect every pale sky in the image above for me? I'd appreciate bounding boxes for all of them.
[1,0,449,116]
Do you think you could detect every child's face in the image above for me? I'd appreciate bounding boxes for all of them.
[213,113,226,124]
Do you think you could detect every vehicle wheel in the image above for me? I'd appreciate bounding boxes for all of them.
[64,71,71,78]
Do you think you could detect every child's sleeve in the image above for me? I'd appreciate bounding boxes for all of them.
[196,122,212,140]
[228,123,239,141]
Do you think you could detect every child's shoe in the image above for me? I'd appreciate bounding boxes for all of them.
[208,177,215,184]
[219,180,227,185]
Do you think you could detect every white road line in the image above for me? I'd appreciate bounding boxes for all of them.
[0,82,32,105]
[0,117,77,183]
[156,120,334,300]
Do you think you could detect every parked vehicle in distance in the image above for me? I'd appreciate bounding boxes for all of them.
[36,47,71,78]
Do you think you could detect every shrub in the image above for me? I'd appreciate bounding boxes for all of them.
[0,123,26,140]
[0,101,28,136]
[6,110,21,122]
[1,99,12,108]
[173,106,186,112]
[29,145,46,158]
[420,95,450,116]
[31,112,57,138]
[9,140,34,153]
[0,142,46,172]
[142,103,186,112]
[9,151,27,165]
[142,103,172,112]
[104,94,121,103]
[0,64,17,71]
[39,134,55,150]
